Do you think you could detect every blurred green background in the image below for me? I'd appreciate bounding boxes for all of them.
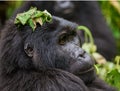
[99,1,120,55]
[0,1,120,90]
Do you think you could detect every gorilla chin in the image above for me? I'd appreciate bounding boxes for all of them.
[76,57,96,84]
[76,67,96,84]
[69,53,95,84]
[71,63,95,84]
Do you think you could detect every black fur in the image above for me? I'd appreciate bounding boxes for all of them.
[0,16,115,91]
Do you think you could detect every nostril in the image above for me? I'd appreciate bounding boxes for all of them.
[79,54,84,57]
[78,50,86,58]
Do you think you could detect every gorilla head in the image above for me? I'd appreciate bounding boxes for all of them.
[0,16,95,84]
[0,15,115,91]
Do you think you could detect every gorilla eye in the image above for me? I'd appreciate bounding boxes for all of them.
[58,31,76,45]
[59,33,68,45]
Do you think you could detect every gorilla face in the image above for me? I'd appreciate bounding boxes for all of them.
[0,16,95,85]
[56,29,95,83]
[23,16,95,84]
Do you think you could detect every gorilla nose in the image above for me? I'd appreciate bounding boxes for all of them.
[78,52,85,58]
[77,50,86,59]
[77,51,94,66]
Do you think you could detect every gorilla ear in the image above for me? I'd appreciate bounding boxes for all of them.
[24,43,34,57]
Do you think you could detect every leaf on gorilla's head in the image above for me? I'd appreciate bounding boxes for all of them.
[14,7,52,31]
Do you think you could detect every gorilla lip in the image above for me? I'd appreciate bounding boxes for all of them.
[77,67,94,75]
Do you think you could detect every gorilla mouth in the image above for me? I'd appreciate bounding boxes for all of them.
[76,67,96,84]
[77,67,94,75]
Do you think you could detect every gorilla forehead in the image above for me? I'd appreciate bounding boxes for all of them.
[23,16,78,43]
[23,16,78,37]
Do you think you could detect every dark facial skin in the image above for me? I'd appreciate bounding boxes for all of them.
[23,16,95,84]
[56,21,95,84]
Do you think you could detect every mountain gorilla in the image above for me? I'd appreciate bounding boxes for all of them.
[0,16,115,91]
[13,1,116,61]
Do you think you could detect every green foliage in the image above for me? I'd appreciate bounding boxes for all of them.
[14,7,52,31]
[6,1,23,19]
[99,1,120,54]
[97,3,120,90]
[78,25,120,90]
[106,69,120,89]
[77,26,96,54]
[96,56,120,90]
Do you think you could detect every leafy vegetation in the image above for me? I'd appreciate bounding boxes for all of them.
[78,25,120,91]
[98,2,120,90]
[6,1,23,19]
[80,28,120,90]
[15,7,52,31]
[0,1,120,90]
[96,56,120,91]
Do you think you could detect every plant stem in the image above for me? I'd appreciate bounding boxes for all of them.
[77,26,94,44]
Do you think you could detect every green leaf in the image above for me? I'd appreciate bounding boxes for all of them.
[14,7,52,31]
[106,69,120,88]
[28,19,35,31]
[82,43,97,54]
